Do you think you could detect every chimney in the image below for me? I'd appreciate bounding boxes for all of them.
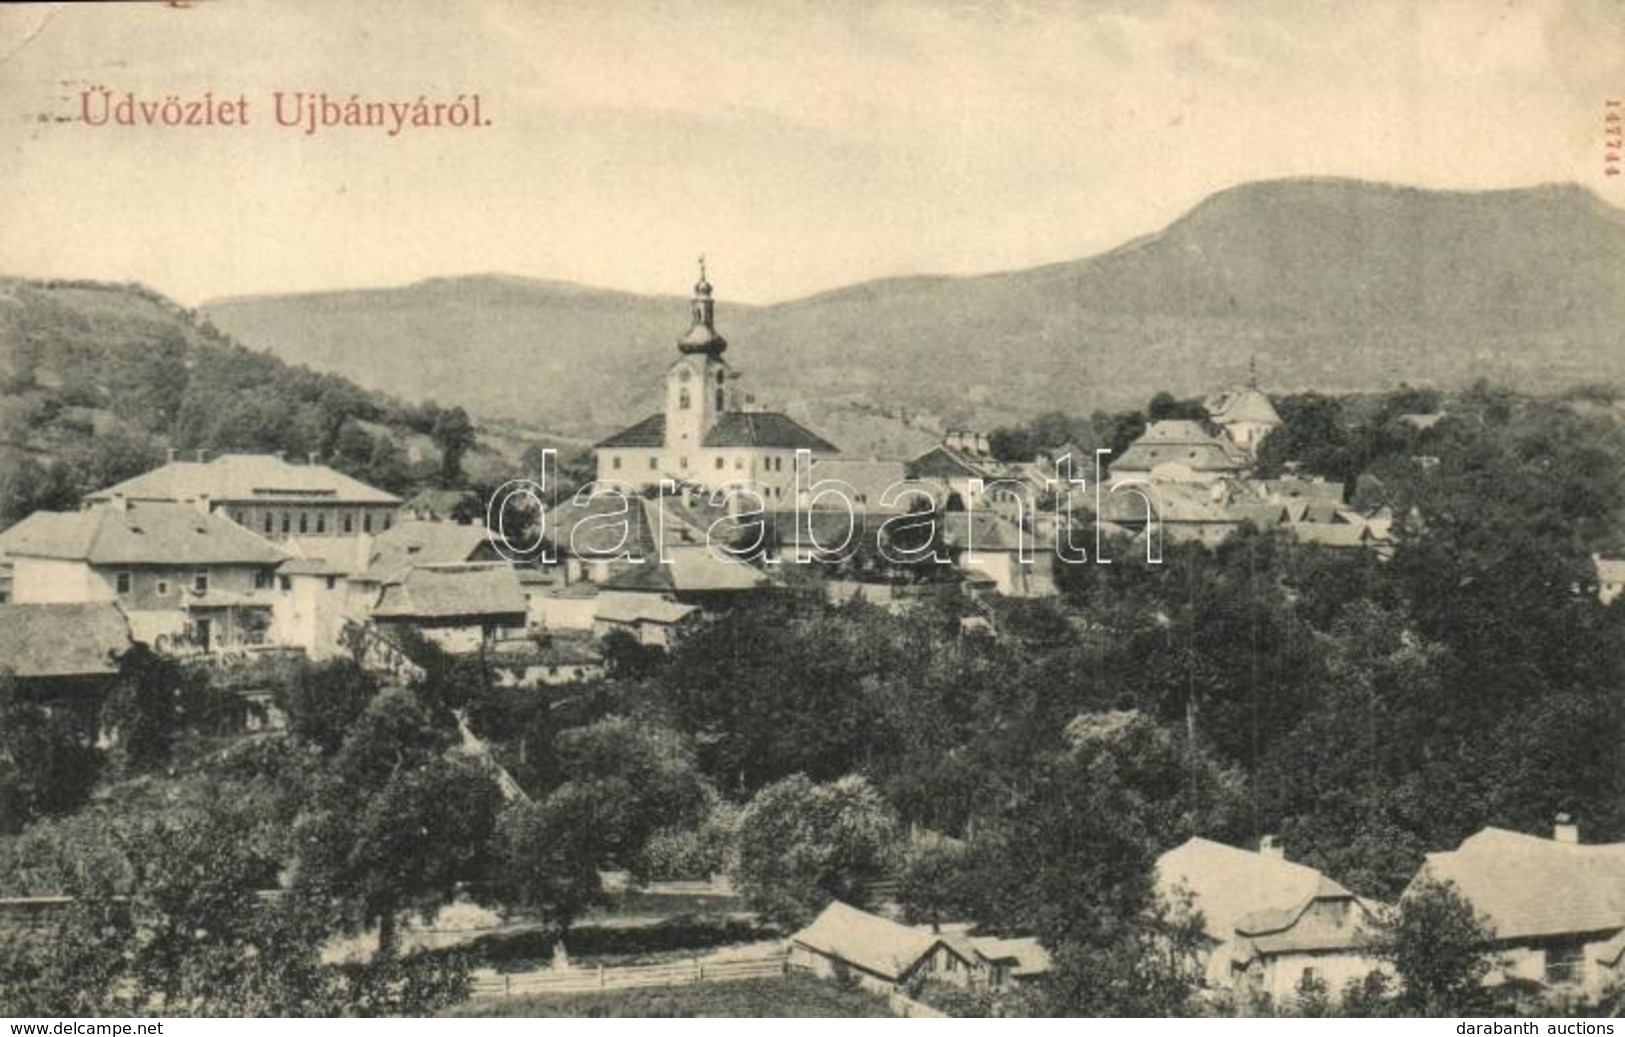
[307,451,321,465]
[194,493,212,517]
[1258,834,1285,860]
[974,432,991,456]
[275,450,286,462]
[946,430,965,452]
[1554,813,1579,845]
[166,447,178,463]
[194,449,207,463]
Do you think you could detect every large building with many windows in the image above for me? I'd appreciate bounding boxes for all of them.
[593,263,839,502]
[84,451,402,539]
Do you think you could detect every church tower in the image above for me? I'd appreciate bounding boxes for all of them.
[664,258,734,460]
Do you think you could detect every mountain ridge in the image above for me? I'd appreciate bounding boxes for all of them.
[199,177,1625,451]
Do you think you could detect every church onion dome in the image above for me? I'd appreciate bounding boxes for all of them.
[678,324,728,354]
[678,255,727,355]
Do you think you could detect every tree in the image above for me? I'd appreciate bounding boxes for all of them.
[430,406,476,487]
[895,835,974,932]
[0,672,102,833]
[731,774,900,929]
[487,790,609,937]
[1369,877,1497,1016]
[274,657,380,756]
[292,689,502,956]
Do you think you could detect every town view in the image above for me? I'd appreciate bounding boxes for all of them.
[1,0,1623,1022]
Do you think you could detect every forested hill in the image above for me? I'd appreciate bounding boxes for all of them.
[0,278,508,527]
[204,179,1625,439]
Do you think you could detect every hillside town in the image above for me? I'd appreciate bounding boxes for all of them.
[1,267,1622,1018]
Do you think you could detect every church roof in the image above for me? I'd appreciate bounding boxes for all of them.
[1205,388,1282,427]
[594,414,666,450]
[702,412,839,453]
[1110,421,1250,475]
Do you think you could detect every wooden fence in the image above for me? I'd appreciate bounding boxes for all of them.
[469,951,788,999]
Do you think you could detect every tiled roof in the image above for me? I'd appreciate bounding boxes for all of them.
[1206,388,1282,426]
[593,594,698,626]
[595,413,666,450]
[372,564,528,620]
[364,521,499,580]
[600,547,769,594]
[0,503,288,567]
[546,495,660,559]
[907,445,1000,481]
[1111,421,1250,476]
[1414,827,1625,942]
[790,900,945,981]
[1156,837,1340,943]
[85,454,399,505]
[280,535,371,576]
[703,412,839,452]
[1231,879,1383,959]
[0,603,132,678]
[968,936,1052,976]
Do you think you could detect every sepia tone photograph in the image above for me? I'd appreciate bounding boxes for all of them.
[0,0,1623,1021]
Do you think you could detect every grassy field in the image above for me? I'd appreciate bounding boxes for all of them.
[445,974,894,1018]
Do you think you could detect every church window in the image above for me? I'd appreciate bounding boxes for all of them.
[716,388,725,411]
[681,456,689,469]
[679,389,691,410]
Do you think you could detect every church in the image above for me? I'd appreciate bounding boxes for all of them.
[593,263,839,501]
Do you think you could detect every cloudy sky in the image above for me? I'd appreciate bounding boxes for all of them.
[1,0,1621,305]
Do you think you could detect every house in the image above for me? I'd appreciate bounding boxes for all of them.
[0,500,287,654]
[787,900,988,995]
[1592,555,1625,605]
[1408,820,1625,998]
[84,451,402,540]
[0,602,133,710]
[488,633,605,687]
[591,594,699,647]
[1110,420,1252,485]
[594,263,839,498]
[965,936,1052,990]
[1155,836,1384,999]
[370,563,531,654]
[277,520,507,658]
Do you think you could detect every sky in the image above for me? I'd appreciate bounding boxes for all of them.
[1,0,1622,306]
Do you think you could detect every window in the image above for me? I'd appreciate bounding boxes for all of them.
[679,388,691,410]
[715,457,725,469]
[157,580,169,596]
[316,515,326,533]
[342,513,353,533]
[680,456,689,470]
[254,571,272,590]
[363,514,373,533]
[263,514,273,534]
[193,572,209,594]
[383,514,391,530]
[612,456,622,470]
[1547,943,1585,986]
[115,572,132,595]
[325,576,338,590]
[298,513,309,534]
[716,388,724,411]
[278,575,291,591]
[281,513,291,534]
[649,457,658,470]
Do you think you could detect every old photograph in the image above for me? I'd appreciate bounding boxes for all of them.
[0,0,1623,1021]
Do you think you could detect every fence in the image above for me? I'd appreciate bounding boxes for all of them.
[469,951,788,999]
